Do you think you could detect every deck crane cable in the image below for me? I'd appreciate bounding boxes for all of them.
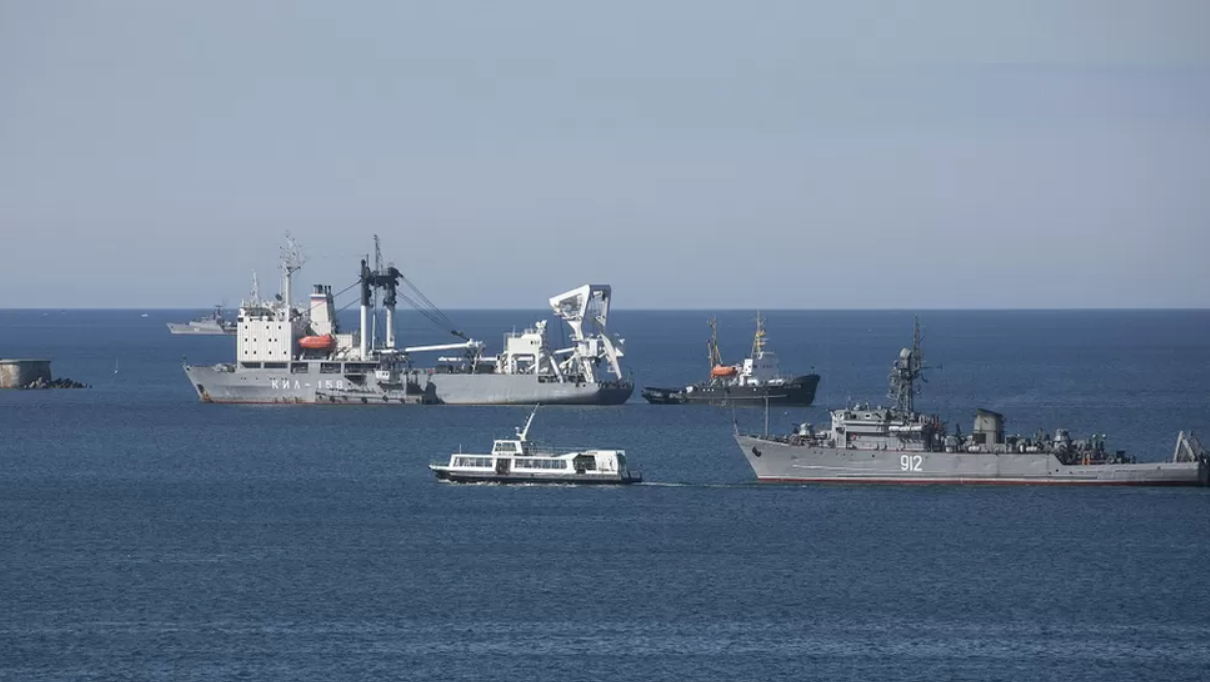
[331,280,365,314]
[395,274,468,341]
[399,275,457,329]
[330,267,466,341]
[396,289,469,341]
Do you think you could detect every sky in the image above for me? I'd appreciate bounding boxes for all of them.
[1,0,1208,309]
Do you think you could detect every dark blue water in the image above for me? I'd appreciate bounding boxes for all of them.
[2,309,1209,681]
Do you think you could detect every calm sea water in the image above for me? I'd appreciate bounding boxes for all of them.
[2,309,1209,681]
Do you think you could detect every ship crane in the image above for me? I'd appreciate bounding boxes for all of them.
[403,340,486,355]
[357,234,404,359]
[548,284,625,383]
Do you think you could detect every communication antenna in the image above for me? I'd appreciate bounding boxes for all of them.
[247,270,261,305]
[281,232,305,276]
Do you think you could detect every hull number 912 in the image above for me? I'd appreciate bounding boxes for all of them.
[900,455,923,472]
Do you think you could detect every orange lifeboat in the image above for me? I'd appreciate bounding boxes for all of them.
[710,365,738,378]
[299,334,336,351]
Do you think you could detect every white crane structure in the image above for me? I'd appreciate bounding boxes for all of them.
[547,284,626,384]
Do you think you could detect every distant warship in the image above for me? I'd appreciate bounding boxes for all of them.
[167,305,236,335]
[735,318,1209,486]
[183,235,633,405]
[642,315,819,407]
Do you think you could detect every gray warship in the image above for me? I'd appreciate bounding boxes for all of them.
[735,319,1209,486]
[167,305,237,335]
[183,235,633,405]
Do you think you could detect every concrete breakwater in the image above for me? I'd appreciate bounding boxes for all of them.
[0,359,88,389]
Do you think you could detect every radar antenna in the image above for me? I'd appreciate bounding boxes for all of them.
[888,315,928,414]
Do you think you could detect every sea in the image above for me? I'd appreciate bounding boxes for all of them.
[1,309,1208,682]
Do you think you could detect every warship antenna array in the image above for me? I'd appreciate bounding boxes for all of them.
[888,315,928,414]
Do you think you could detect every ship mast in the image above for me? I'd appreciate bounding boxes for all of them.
[374,234,399,350]
[889,316,927,414]
[246,270,260,306]
[707,317,724,369]
[279,233,305,320]
[359,235,403,359]
[517,404,539,441]
[750,311,767,358]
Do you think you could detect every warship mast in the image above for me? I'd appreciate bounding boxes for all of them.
[888,316,927,414]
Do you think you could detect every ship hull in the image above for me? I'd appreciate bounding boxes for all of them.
[735,435,1209,486]
[643,374,819,407]
[167,323,235,336]
[184,365,633,406]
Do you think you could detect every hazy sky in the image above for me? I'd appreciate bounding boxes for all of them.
[2,1,1208,309]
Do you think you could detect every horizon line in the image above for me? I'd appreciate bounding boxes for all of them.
[3,306,1209,313]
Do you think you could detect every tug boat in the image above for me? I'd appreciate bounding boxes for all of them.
[429,407,641,484]
[642,314,819,407]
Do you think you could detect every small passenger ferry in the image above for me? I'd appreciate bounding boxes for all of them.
[429,407,641,484]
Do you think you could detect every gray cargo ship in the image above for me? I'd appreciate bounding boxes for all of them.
[183,235,633,405]
[735,319,1208,486]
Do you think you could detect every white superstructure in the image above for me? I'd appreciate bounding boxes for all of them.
[429,407,641,483]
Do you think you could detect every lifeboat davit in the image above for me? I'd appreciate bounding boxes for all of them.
[710,365,738,378]
[299,334,336,351]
